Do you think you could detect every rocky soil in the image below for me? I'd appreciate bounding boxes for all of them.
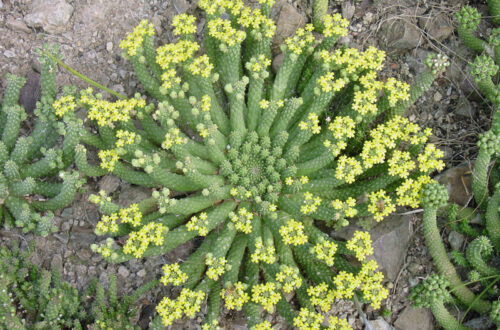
[0,0,495,329]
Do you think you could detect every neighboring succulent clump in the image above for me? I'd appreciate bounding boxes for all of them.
[0,243,85,329]
[0,45,84,236]
[411,6,500,328]
[48,0,451,327]
[0,243,157,329]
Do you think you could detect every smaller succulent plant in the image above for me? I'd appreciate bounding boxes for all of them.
[0,46,85,236]
[0,243,85,329]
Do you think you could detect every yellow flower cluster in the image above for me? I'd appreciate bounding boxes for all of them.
[119,19,155,56]
[248,54,271,73]
[186,212,209,236]
[257,0,275,6]
[317,72,347,93]
[160,68,182,91]
[162,127,185,150]
[301,192,322,215]
[254,321,273,330]
[352,88,378,115]
[368,190,396,222]
[238,8,276,39]
[332,271,360,299]
[331,46,386,74]
[298,113,321,134]
[123,222,166,258]
[323,116,355,156]
[115,130,137,147]
[417,144,445,173]
[251,282,281,312]
[279,219,308,245]
[80,88,146,127]
[385,77,410,106]
[335,156,363,184]
[328,316,352,330]
[205,254,227,280]
[98,149,119,172]
[230,208,253,234]
[208,18,246,46]
[251,237,276,264]
[285,24,315,55]
[52,95,76,117]
[396,175,434,208]
[356,260,388,309]
[156,40,200,69]
[387,150,415,178]
[332,197,358,219]
[370,116,430,148]
[323,13,349,37]
[360,140,386,169]
[160,263,188,286]
[346,231,374,261]
[312,238,338,267]
[293,308,324,329]
[172,14,197,36]
[202,320,220,330]
[156,288,205,326]
[276,265,302,293]
[221,282,250,310]
[307,282,335,312]
[188,55,214,78]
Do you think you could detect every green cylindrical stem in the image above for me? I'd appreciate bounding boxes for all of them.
[198,75,230,136]
[247,77,264,131]
[1,74,25,111]
[110,201,235,263]
[142,35,163,80]
[130,55,165,100]
[271,53,297,102]
[138,113,165,145]
[219,44,242,87]
[466,237,499,276]
[80,129,107,149]
[181,233,218,289]
[457,26,486,53]
[204,280,222,326]
[149,165,202,192]
[422,206,490,312]
[224,234,248,285]
[294,244,335,286]
[430,300,468,330]
[2,106,24,151]
[472,148,491,208]
[5,196,32,227]
[34,181,62,198]
[31,173,80,211]
[9,178,36,196]
[243,257,263,328]
[488,0,500,25]
[295,150,335,176]
[312,0,328,31]
[74,145,108,177]
[486,189,500,251]
[476,78,497,103]
[10,136,31,165]
[40,51,58,100]
[112,162,156,187]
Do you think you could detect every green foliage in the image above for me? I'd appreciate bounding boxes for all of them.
[414,4,500,327]
[40,0,447,327]
[0,45,85,236]
[0,243,157,329]
[0,243,85,329]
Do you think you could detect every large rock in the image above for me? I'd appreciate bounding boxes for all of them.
[435,162,474,207]
[418,12,453,42]
[394,306,433,330]
[24,0,74,34]
[379,19,421,52]
[273,3,305,48]
[370,317,394,330]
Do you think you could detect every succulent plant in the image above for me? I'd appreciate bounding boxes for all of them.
[0,46,84,236]
[37,0,451,327]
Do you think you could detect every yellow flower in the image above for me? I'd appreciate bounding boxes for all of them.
[221,281,249,310]
[323,13,349,37]
[335,156,363,184]
[186,212,209,236]
[312,239,338,267]
[52,95,76,117]
[293,308,324,329]
[387,150,416,178]
[328,316,352,329]
[119,19,155,56]
[251,282,281,312]
[346,231,374,262]
[205,254,227,280]
[172,13,197,35]
[332,271,360,299]
[275,265,302,293]
[307,282,335,312]
[368,189,396,222]
[160,263,188,286]
[279,219,308,245]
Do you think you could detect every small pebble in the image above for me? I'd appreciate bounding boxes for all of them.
[434,91,442,102]
[106,41,113,52]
